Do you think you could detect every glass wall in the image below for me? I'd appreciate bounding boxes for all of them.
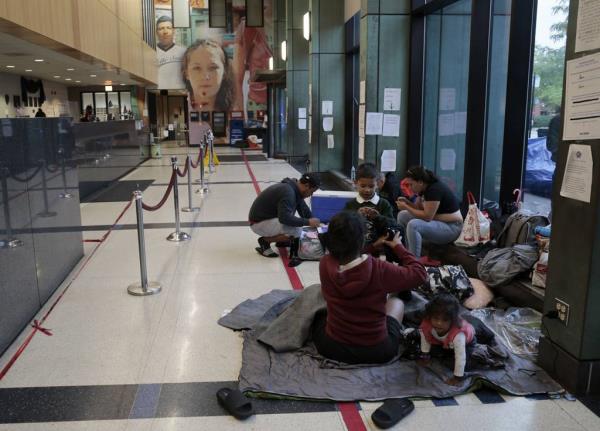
[422,0,471,199]
[523,0,569,215]
[81,91,134,121]
[483,0,512,204]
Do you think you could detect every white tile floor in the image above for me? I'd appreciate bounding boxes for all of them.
[0,145,598,430]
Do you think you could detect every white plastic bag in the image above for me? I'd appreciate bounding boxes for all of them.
[455,192,490,247]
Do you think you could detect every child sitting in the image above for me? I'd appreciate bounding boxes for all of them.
[312,211,427,364]
[418,294,476,386]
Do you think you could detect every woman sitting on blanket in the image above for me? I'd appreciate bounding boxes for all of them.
[312,211,427,364]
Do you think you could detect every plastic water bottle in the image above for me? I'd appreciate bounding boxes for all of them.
[350,166,356,181]
[535,225,551,237]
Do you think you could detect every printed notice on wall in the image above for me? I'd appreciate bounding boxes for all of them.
[365,112,384,135]
[298,118,307,130]
[358,136,365,159]
[438,113,455,136]
[563,52,600,140]
[440,148,456,171]
[560,144,593,203]
[454,111,467,134]
[439,88,456,111]
[383,88,401,111]
[576,0,600,52]
[360,81,366,104]
[327,134,335,149]
[298,107,307,118]
[382,114,400,137]
[322,100,333,115]
[322,116,334,132]
[380,150,396,172]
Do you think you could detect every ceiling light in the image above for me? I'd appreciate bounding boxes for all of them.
[303,12,310,41]
[90,74,96,77]
[25,69,32,72]
[65,78,71,81]
[120,83,126,86]
[268,56,273,70]
[66,68,75,71]
[281,41,287,61]
[53,75,60,78]
[34,59,44,62]
[75,80,81,83]
[6,65,14,68]
[105,85,113,91]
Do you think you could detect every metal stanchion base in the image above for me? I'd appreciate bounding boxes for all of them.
[127,281,162,296]
[195,186,209,194]
[181,206,201,212]
[38,211,57,218]
[0,238,24,249]
[59,192,73,199]
[167,231,191,242]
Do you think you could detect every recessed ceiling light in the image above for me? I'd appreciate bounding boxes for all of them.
[53,75,60,78]
[6,65,15,68]
[120,83,126,86]
[66,68,75,71]
[34,59,44,62]
[90,74,96,77]
[75,80,81,83]
[65,78,71,81]
[25,69,32,72]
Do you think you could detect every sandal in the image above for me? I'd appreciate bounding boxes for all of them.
[216,387,255,420]
[371,398,414,429]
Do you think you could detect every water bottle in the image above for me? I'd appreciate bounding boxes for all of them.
[535,225,551,237]
[351,166,356,181]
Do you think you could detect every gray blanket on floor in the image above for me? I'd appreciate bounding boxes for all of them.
[218,286,562,401]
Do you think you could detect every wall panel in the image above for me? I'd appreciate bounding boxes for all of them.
[77,0,120,67]
[143,44,158,83]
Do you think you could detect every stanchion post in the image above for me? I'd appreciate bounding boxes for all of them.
[208,129,215,173]
[182,153,200,212]
[194,134,209,193]
[0,166,24,249]
[37,159,57,218]
[58,147,72,199]
[127,190,161,296]
[167,156,191,242]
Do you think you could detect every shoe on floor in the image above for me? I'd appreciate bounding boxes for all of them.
[256,237,278,258]
[287,257,302,267]
[371,398,414,429]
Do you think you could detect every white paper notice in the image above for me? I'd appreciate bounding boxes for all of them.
[380,150,396,172]
[438,113,455,136]
[298,107,307,118]
[298,118,307,130]
[322,116,334,132]
[439,88,456,111]
[454,111,467,134]
[322,100,333,115]
[383,88,401,111]
[327,134,335,149]
[382,114,400,137]
[358,104,366,137]
[358,136,365,159]
[560,144,593,203]
[360,81,366,104]
[440,148,456,171]
[168,123,174,131]
[576,0,600,52]
[564,52,600,140]
[365,112,383,135]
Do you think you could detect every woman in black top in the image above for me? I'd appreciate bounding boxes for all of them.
[395,166,463,257]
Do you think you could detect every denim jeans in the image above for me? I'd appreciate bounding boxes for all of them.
[396,210,463,257]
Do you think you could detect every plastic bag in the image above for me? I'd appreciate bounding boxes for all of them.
[455,192,490,247]
[469,307,542,360]
[298,227,325,260]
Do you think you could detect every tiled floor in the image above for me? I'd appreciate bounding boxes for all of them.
[0,145,598,430]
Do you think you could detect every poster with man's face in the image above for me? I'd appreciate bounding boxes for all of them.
[155,0,273,114]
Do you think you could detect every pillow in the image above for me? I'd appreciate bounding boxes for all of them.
[463,278,494,309]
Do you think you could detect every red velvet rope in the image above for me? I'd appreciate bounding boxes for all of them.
[190,149,202,169]
[142,169,177,211]
[176,157,189,177]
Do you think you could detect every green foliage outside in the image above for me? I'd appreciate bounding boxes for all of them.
[532,0,568,115]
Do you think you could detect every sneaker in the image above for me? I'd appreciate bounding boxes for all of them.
[256,237,278,258]
[287,257,302,267]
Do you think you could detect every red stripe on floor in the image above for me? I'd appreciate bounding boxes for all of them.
[241,149,367,431]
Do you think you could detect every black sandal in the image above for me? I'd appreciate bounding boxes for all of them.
[216,387,255,420]
[371,398,414,429]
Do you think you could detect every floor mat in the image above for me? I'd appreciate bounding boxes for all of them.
[82,180,154,203]
[220,154,267,162]
[220,289,563,402]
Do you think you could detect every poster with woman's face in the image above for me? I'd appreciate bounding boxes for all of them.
[155,0,273,114]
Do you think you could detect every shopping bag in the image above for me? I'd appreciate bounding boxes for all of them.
[455,192,491,247]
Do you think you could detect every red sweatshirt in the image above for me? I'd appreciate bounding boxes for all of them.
[319,244,427,346]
